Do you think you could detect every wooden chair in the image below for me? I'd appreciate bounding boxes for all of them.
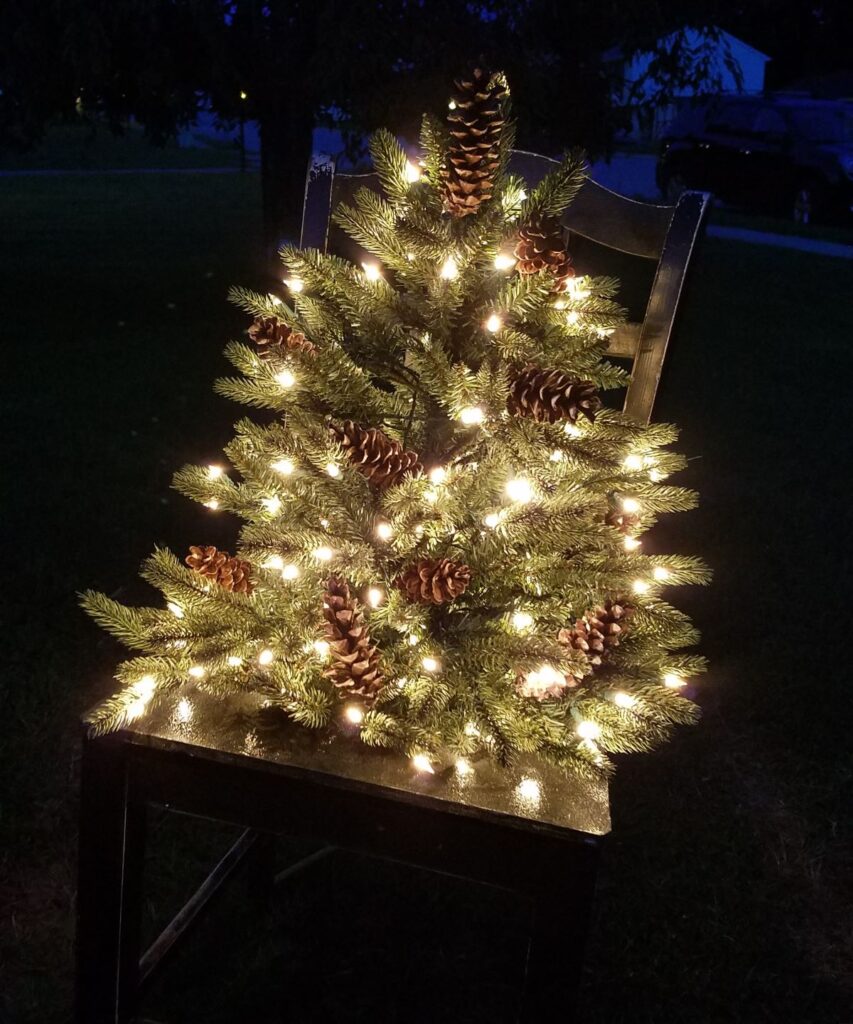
[300,149,711,423]
[74,154,708,1024]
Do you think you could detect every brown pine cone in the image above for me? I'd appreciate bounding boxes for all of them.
[514,212,574,290]
[605,509,640,534]
[559,598,635,676]
[558,618,606,669]
[507,366,601,425]
[322,576,383,701]
[185,545,254,594]
[395,557,472,605]
[443,66,508,218]
[329,421,422,490]
[248,317,316,361]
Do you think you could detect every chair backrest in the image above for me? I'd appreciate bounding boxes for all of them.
[300,150,710,423]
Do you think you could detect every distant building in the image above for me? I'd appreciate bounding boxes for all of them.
[612,27,771,141]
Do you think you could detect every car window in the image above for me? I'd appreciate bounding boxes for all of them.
[753,108,788,137]
[706,102,760,134]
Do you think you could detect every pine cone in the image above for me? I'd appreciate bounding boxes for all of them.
[605,509,640,534]
[248,317,316,361]
[395,557,472,605]
[507,366,602,425]
[322,576,383,701]
[558,618,607,670]
[329,421,422,490]
[185,545,254,594]
[560,598,635,677]
[443,67,508,218]
[514,212,574,290]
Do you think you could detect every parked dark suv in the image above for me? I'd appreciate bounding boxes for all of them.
[657,95,853,222]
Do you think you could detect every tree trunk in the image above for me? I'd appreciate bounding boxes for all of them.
[258,105,315,264]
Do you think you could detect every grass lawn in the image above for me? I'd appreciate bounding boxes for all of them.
[1,171,851,1023]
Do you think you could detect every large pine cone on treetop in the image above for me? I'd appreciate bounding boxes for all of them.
[322,576,383,700]
[247,317,316,360]
[185,545,254,594]
[329,420,422,490]
[514,212,574,290]
[443,67,508,218]
[507,366,602,425]
[395,557,472,605]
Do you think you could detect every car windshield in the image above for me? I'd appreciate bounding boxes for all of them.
[787,107,853,143]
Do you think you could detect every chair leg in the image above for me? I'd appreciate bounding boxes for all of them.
[75,735,147,1024]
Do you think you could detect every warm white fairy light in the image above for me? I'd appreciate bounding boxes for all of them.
[271,457,294,476]
[566,276,590,300]
[188,664,206,679]
[516,777,540,802]
[320,518,330,528]
[485,313,503,333]
[404,160,422,183]
[421,656,440,673]
[459,405,485,426]
[281,563,300,581]
[483,511,501,529]
[367,587,384,608]
[464,721,480,737]
[167,602,184,618]
[621,497,641,514]
[566,310,580,326]
[284,277,304,293]
[428,466,447,485]
[326,462,340,478]
[258,648,274,666]
[313,639,330,657]
[624,454,644,472]
[653,566,671,582]
[262,495,282,515]
[412,753,434,774]
[564,422,582,437]
[518,188,527,200]
[553,298,568,310]
[439,255,459,280]
[455,757,472,776]
[505,477,533,503]
[663,672,686,689]
[134,675,156,700]
[624,536,642,552]
[269,295,282,305]
[550,449,564,462]
[312,546,333,562]
[227,655,243,667]
[649,469,664,483]
[407,633,420,646]
[344,705,364,725]
[362,262,382,282]
[263,554,285,571]
[375,521,393,541]
[613,691,636,709]
[274,368,296,389]
[576,719,601,740]
[632,579,650,595]
[493,252,516,270]
[511,610,534,631]
[207,464,224,479]
[203,498,220,510]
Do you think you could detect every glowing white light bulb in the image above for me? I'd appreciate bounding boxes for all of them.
[271,457,294,475]
[375,521,393,541]
[621,497,641,514]
[135,675,156,700]
[613,691,636,709]
[281,563,300,581]
[653,566,671,581]
[505,477,533,503]
[484,512,501,529]
[258,649,274,666]
[227,655,243,667]
[550,450,564,462]
[262,496,282,515]
[263,554,285,571]
[412,753,434,774]
[576,719,601,740]
[448,99,457,110]
[421,656,440,673]
[439,255,459,280]
[464,721,480,737]
[284,277,304,293]
[203,498,220,510]
[362,262,382,282]
[188,664,206,679]
[649,469,664,482]
[313,546,333,562]
[428,466,447,485]
[663,672,686,689]
[320,518,330,528]
[167,602,184,618]
[493,252,516,270]
[511,610,533,630]
[207,464,224,479]
[564,422,582,437]
[407,633,420,647]
[455,757,472,776]
[517,777,540,802]
[553,298,568,310]
[632,579,650,595]
[313,639,330,657]
[518,189,527,200]
[460,406,485,426]
[275,369,296,389]
[485,313,503,333]
[624,536,642,552]
[404,160,422,183]
[624,454,644,472]
[566,310,580,326]
[367,587,384,608]
[344,705,364,724]
[326,463,340,478]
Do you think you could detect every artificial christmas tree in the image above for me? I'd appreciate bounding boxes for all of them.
[82,67,708,781]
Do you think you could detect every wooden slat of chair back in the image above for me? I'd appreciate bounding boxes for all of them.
[299,152,709,423]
